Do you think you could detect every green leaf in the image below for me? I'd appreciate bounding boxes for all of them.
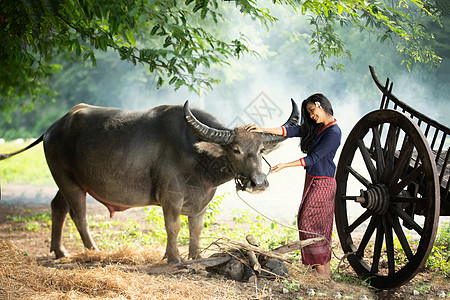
[169,76,178,84]
[157,76,164,88]
[139,13,150,23]
[126,31,137,47]
[163,36,172,48]
[150,24,160,35]
[129,7,139,17]
[90,52,97,67]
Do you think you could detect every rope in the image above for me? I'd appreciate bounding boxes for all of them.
[233,176,355,276]
[234,190,330,247]
[227,154,354,276]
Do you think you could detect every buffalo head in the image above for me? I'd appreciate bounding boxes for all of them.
[183,99,299,193]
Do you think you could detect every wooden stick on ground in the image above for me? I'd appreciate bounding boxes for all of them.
[247,250,261,274]
[125,255,233,274]
[272,237,325,254]
[245,235,260,247]
[246,235,261,274]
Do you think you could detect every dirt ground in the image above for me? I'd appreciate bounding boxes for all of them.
[0,184,449,299]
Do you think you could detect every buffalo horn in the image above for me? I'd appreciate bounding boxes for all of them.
[183,101,235,145]
[261,98,300,145]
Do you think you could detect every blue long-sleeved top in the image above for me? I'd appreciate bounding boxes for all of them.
[282,121,341,178]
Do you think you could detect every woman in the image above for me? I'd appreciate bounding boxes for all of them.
[246,93,341,278]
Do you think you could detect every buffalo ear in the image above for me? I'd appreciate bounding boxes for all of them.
[263,143,281,154]
[194,141,226,157]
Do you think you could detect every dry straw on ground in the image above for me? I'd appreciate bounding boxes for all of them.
[70,245,165,265]
[0,237,375,299]
[0,239,232,299]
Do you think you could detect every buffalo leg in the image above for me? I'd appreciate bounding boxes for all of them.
[65,190,99,252]
[188,209,206,260]
[162,203,182,264]
[50,190,70,258]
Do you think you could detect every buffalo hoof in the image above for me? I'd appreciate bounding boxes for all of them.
[188,252,203,260]
[167,256,183,264]
[52,249,70,259]
[163,252,183,264]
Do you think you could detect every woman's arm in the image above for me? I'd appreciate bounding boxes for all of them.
[245,124,284,135]
[270,159,304,173]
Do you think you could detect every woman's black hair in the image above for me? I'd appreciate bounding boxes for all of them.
[299,93,334,153]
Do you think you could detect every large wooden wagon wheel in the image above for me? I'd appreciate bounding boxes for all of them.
[335,109,440,289]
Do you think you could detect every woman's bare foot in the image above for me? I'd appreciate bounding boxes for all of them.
[313,262,331,279]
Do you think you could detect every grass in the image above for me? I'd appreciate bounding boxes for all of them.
[0,140,53,185]
[426,222,450,278]
[6,210,52,232]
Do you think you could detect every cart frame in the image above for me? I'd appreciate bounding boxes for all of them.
[334,66,449,289]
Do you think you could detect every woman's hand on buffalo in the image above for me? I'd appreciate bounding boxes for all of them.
[245,124,263,133]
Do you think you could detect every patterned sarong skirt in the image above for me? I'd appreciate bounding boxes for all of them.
[297,174,336,266]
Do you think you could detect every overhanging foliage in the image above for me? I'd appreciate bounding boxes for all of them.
[0,0,444,112]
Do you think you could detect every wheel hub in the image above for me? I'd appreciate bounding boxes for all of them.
[355,184,390,214]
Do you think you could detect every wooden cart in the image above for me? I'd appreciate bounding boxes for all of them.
[335,66,450,288]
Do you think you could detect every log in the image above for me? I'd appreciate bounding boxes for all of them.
[125,255,233,274]
[271,237,325,254]
[245,234,261,273]
[215,238,288,262]
[247,250,261,274]
[246,234,260,247]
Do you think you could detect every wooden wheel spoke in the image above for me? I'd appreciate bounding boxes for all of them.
[382,124,399,182]
[386,211,414,260]
[356,216,377,257]
[390,165,425,195]
[372,126,385,178]
[347,210,372,234]
[382,216,396,275]
[345,165,372,188]
[371,216,383,273]
[391,205,423,235]
[388,138,415,187]
[357,139,378,183]
[389,195,423,204]
[341,195,360,201]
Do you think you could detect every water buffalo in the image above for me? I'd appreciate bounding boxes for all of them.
[0,100,299,263]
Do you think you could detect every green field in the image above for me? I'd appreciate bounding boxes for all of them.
[0,140,53,185]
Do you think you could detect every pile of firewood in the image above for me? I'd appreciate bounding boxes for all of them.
[143,235,324,282]
[204,235,324,282]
